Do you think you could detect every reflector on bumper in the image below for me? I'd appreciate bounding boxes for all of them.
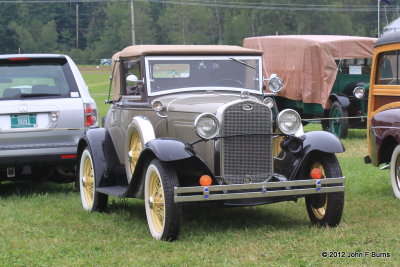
[174,177,345,203]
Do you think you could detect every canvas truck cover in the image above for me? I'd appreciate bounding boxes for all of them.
[243,35,376,108]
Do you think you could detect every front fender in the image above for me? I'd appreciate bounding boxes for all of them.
[275,131,344,179]
[330,94,350,109]
[126,138,207,198]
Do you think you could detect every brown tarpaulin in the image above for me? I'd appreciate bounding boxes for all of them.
[243,35,377,108]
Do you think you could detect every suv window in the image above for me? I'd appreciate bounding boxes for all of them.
[0,57,79,100]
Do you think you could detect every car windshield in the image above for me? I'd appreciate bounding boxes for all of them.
[0,58,78,100]
[145,56,262,95]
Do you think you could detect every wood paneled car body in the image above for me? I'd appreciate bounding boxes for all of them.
[77,45,346,241]
[366,32,400,198]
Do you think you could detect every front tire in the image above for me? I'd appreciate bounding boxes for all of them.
[390,145,400,199]
[305,152,344,227]
[144,159,182,241]
[79,147,108,212]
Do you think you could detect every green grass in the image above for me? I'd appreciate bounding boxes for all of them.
[0,66,399,266]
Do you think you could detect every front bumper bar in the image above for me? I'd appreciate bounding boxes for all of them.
[174,177,345,203]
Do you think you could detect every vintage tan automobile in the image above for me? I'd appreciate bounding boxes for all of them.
[76,45,346,241]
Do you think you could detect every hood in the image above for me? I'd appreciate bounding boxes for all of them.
[154,92,261,114]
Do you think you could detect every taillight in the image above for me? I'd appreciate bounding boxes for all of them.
[8,57,31,61]
[84,103,97,128]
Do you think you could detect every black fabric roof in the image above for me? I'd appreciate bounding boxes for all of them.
[376,32,400,47]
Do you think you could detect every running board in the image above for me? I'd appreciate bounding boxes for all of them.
[97,186,128,197]
[380,164,390,170]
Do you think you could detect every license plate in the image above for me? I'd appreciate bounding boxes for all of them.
[10,114,37,128]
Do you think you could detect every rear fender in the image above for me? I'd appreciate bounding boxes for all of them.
[77,128,123,187]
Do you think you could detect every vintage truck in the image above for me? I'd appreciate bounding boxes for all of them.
[244,35,377,138]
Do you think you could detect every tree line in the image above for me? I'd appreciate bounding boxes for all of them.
[0,0,399,64]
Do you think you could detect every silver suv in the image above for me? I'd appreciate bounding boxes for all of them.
[0,54,97,183]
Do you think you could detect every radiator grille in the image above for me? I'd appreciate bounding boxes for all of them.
[221,101,273,184]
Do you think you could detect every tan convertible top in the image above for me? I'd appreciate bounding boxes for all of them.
[111,45,262,101]
[244,35,377,108]
[116,45,262,58]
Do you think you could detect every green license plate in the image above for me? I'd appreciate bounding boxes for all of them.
[10,114,37,128]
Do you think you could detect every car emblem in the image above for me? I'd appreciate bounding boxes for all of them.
[242,104,253,111]
[244,176,252,183]
[19,105,28,113]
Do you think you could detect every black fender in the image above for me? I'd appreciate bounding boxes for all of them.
[125,138,211,198]
[329,93,350,109]
[274,131,345,180]
[77,128,122,188]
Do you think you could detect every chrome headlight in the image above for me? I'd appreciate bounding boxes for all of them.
[194,113,220,139]
[353,86,365,99]
[268,74,283,93]
[277,109,301,135]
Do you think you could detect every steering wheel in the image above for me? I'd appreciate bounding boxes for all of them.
[212,79,244,87]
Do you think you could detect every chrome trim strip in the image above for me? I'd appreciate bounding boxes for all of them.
[371,126,400,130]
[174,177,345,203]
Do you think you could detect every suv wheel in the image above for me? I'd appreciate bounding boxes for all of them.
[79,147,108,211]
[144,159,181,241]
[305,152,344,227]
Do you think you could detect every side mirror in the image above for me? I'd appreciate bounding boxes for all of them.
[126,74,144,87]
[263,74,283,95]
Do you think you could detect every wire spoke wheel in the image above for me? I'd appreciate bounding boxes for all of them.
[128,131,142,174]
[79,147,108,212]
[83,157,95,207]
[144,159,181,241]
[328,101,348,139]
[305,152,344,227]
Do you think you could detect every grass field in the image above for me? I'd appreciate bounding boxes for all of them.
[0,66,399,266]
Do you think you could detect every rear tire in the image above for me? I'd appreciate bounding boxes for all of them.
[79,147,108,212]
[305,152,344,227]
[144,159,182,241]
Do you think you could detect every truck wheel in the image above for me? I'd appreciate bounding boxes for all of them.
[305,153,344,227]
[144,159,181,241]
[328,101,348,139]
[79,147,108,211]
[390,145,400,199]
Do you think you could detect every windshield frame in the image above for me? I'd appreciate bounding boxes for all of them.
[144,55,263,96]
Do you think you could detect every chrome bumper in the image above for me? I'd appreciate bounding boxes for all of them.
[174,177,345,203]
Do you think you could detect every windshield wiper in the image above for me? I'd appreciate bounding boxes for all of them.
[229,57,255,70]
[20,93,61,98]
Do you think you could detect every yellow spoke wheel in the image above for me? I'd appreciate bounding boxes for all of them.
[305,153,344,227]
[126,131,142,182]
[309,162,328,220]
[144,159,182,241]
[79,147,108,212]
[83,157,95,207]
